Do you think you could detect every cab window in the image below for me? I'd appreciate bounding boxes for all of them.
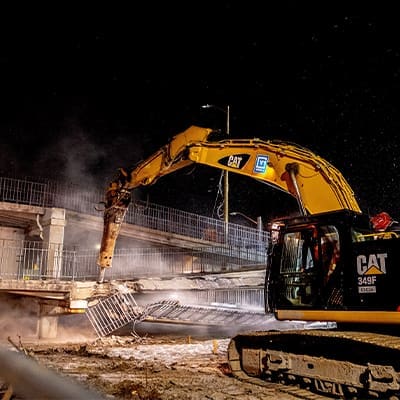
[278,225,341,307]
[279,228,318,306]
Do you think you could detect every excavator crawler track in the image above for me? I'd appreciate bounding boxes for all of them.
[228,329,400,399]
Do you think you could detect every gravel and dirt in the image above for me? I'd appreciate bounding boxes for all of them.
[0,304,332,400]
[18,334,312,400]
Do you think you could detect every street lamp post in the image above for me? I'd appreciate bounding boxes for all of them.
[230,212,264,255]
[230,212,263,232]
[201,104,230,225]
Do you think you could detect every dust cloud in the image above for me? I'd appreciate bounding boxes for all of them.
[56,314,97,343]
[0,294,37,341]
[0,294,97,344]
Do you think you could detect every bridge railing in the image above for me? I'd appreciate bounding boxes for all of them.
[0,239,267,281]
[126,200,268,248]
[0,175,269,250]
[0,177,48,207]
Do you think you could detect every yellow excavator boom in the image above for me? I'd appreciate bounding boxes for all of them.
[97,125,361,278]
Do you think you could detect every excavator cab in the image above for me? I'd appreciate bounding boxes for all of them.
[266,210,400,326]
[267,216,341,309]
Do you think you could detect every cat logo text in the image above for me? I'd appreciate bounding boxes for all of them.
[356,253,387,293]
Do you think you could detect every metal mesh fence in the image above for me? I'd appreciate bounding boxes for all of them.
[126,200,268,248]
[0,176,269,249]
[0,239,267,282]
[0,176,270,281]
[0,177,47,206]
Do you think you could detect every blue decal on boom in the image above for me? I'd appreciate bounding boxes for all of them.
[254,155,269,173]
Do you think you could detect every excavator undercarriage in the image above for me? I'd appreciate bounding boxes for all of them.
[228,329,400,399]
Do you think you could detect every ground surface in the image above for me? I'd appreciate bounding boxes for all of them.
[3,333,320,400]
[0,297,335,400]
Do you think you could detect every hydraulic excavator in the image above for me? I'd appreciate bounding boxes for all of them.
[97,125,400,399]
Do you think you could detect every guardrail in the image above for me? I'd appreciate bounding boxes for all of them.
[0,238,267,281]
[0,176,269,249]
[0,176,269,281]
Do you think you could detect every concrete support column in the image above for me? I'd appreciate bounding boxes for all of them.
[41,208,66,279]
[37,303,59,339]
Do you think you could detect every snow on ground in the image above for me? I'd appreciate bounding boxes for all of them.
[96,338,230,366]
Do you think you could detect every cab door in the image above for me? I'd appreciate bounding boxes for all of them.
[271,224,343,309]
[274,226,320,307]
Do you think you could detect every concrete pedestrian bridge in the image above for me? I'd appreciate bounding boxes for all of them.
[0,176,269,338]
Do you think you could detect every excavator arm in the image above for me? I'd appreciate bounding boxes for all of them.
[186,139,360,215]
[97,125,361,280]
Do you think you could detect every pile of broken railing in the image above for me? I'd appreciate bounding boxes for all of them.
[86,291,335,338]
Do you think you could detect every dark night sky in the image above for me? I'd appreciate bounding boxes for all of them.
[1,3,400,222]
